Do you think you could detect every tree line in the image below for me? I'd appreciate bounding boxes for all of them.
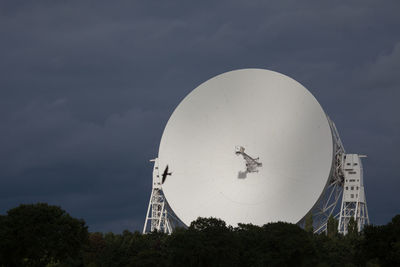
[0,203,399,266]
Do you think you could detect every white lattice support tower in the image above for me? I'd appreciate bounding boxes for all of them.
[312,117,346,234]
[338,154,369,234]
[143,158,172,234]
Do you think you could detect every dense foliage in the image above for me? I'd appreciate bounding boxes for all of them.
[1,204,399,266]
[0,203,88,267]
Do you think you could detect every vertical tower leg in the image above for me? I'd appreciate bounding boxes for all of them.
[143,158,172,234]
[338,154,369,234]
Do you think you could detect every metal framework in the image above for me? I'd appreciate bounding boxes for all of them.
[312,117,369,234]
[338,154,370,234]
[312,117,346,233]
[143,158,172,234]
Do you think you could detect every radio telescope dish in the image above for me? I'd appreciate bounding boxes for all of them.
[158,69,333,227]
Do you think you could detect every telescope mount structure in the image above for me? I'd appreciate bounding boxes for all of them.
[311,118,369,234]
[142,69,370,235]
[142,158,172,234]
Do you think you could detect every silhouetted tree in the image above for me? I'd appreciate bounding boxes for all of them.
[167,217,237,266]
[2,202,400,267]
[362,215,400,266]
[347,217,358,238]
[314,233,355,265]
[83,232,106,266]
[305,212,314,233]
[131,231,168,267]
[0,203,88,267]
[327,215,338,238]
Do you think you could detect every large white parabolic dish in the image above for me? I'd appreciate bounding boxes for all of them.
[159,69,333,227]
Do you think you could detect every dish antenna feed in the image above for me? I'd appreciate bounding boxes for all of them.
[235,146,262,178]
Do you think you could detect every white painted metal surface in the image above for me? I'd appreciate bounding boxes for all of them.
[338,154,369,234]
[143,158,172,234]
[158,69,334,227]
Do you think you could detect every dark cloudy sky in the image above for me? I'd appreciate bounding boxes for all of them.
[1,1,399,233]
